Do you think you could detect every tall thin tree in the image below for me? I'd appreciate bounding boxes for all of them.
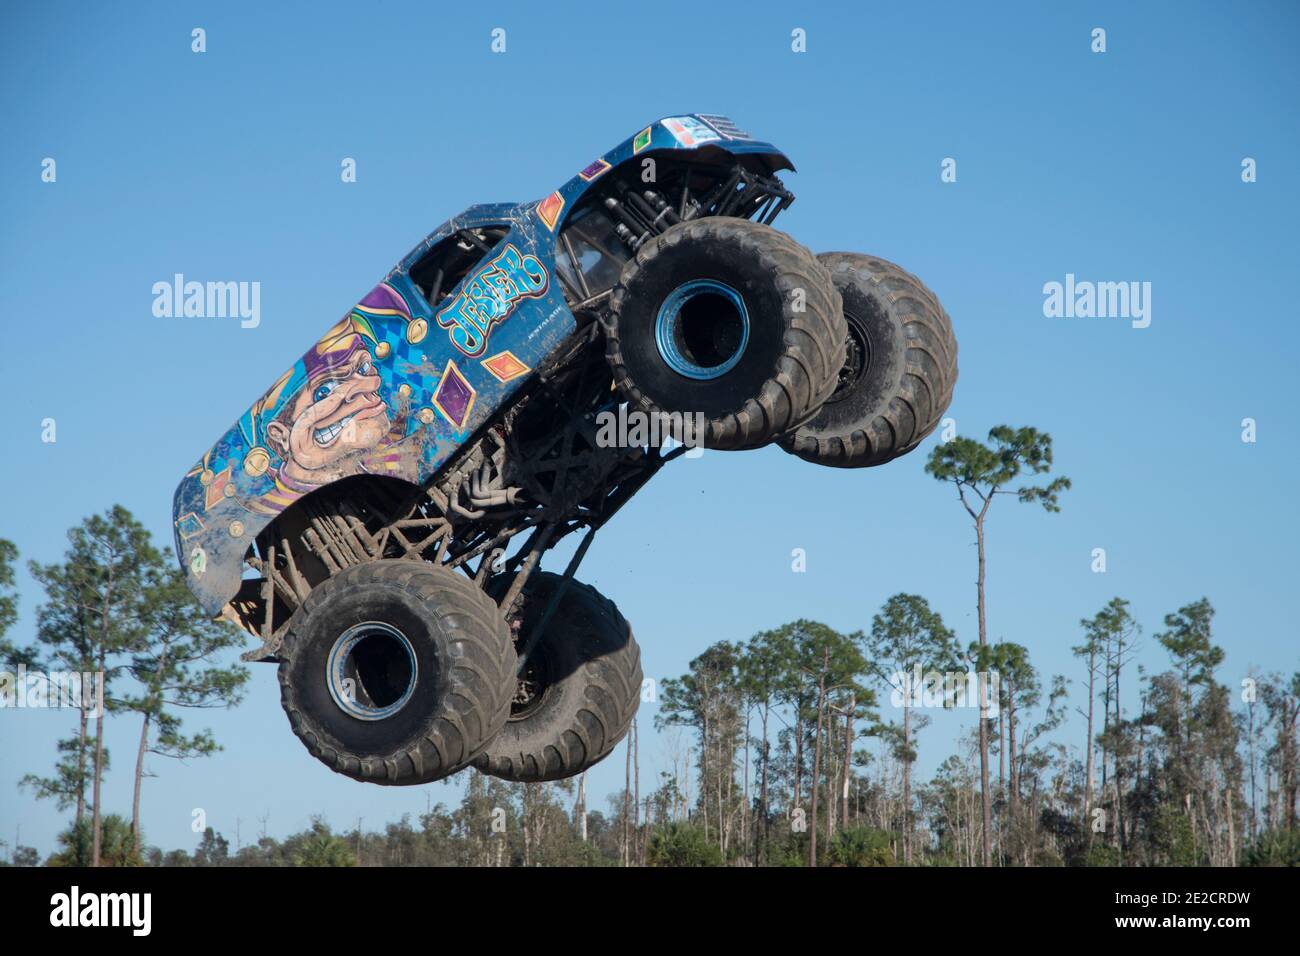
[28,507,157,866]
[863,592,959,864]
[926,425,1070,866]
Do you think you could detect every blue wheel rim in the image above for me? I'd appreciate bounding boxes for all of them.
[327,621,418,721]
[654,279,749,381]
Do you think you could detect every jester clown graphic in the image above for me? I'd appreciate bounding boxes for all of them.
[242,311,396,515]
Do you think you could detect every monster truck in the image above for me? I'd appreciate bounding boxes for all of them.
[171,114,957,786]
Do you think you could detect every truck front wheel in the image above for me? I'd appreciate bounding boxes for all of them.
[277,560,516,785]
[605,218,845,450]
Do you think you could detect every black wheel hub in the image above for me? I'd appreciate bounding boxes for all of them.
[828,315,870,404]
[510,647,551,720]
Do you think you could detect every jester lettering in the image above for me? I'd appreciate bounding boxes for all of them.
[437,243,548,355]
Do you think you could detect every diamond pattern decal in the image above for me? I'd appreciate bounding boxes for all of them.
[431,359,476,429]
[203,465,233,510]
[579,159,611,182]
[176,512,205,540]
[537,191,564,231]
[481,350,530,383]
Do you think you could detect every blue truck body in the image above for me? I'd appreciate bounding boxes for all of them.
[172,115,791,617]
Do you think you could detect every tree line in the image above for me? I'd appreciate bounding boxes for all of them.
[2,424,1297,866]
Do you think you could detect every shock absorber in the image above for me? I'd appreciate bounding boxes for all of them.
[627,190,679,232]
[604,196,650,248]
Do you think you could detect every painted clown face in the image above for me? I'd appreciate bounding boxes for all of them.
[265,346,390,484]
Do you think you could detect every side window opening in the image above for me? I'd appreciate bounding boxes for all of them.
[554,206,630,308]
[409,225,510,308]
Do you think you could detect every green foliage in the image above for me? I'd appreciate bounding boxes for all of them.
[125,568,250,763]
[925,425,1071,515]
[1080,598,1137,654]
[1149,802,1200,866]
[1083,844,1123,867]
[1157,599,1224,689]
[740,627,797,704]
[29,506,160,674]
[47,814,142,867]
[10,846,39,867]
[827,827,895,867]
[866,593,960,691]
[1245,828,1300,866]
[10,503,1295,872]
[0,538,16,636]
[290,819,355,867]
[991,642,1043,720]
[0,538,40,668]
[20,506,249,852]
[21,510,170,833]
[656,640,743,734]
[0,837,40,867]
[0,539,43,672]
[765,833,810,867]
[20,737,109,812]
[194,827,230,866]
[646,823,723,867]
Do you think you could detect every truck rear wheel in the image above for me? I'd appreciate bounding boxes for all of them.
[277,560,515,785]
[779,253,957,467]
[605,218,845,450]
[475,572,641,782]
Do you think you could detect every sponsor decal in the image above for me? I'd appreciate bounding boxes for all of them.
[661,116,722,147]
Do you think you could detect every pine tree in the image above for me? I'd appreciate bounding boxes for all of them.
[927,425,1070,865]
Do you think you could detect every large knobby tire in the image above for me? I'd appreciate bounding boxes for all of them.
[278,560,515,785]
[474,572,641,782]
[779,253,957,468]
[605,218,845,450]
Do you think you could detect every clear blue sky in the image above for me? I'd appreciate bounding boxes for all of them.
[2,0,1297,857]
